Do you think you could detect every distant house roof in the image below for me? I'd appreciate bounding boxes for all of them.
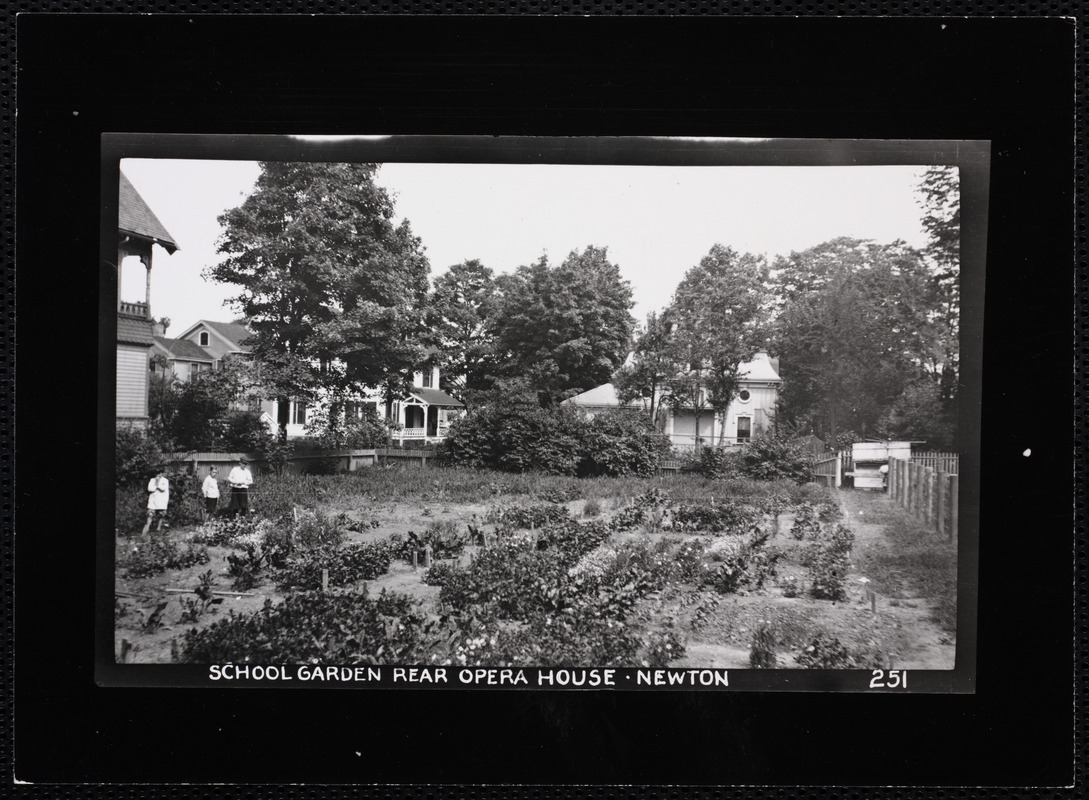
[562,383,642,409]
[739,352,782,383]
[180,320,256,352]
[117,315,156,346]
[408,387,464,407]
[118,172,179,253]
[563,354,782,410]
[153,337,215,362]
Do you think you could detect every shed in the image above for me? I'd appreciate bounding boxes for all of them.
[849,441,911,489]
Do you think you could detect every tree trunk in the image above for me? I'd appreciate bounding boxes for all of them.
[276,396,290,442]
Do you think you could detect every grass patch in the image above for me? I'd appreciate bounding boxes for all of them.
[855,511,957,632]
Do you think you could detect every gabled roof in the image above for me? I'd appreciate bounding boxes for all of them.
[408,387,464,407]
[562,383,642,408]
[153,337,215,362]
[118,172,179,253]
[177,320,255,352]
[117,315,156,346]
[202,320,255,350]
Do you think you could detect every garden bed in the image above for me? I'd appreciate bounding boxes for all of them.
[114,466,956,669]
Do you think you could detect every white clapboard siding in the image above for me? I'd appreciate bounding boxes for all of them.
[116,345,149,418]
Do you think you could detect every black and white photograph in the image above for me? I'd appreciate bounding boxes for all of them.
[103,135,983,688]
[14,13,1073,788]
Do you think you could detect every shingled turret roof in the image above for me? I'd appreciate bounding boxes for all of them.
[119,172,179,253]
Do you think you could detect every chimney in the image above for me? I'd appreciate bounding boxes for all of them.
[151,320,167,337]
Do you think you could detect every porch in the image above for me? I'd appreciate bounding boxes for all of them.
[393,387,464,445]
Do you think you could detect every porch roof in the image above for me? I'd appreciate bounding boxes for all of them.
[407,387,464,407]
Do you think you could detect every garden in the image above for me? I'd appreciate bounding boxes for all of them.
[114,464,957,670]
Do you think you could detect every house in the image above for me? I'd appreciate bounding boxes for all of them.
[151,324,215,382]
[563,351,782,450]
[115,172,180,429]
[384,361,465,444]
[171,321,464,442]
[175,319,255,367]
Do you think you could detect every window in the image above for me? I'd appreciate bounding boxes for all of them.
[291,401,307,426]
[738,389,751,403]
[737,416,752,442]
[199,332,210,347]
[422,369,433,388]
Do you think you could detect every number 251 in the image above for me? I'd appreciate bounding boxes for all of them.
[870,669,908,689]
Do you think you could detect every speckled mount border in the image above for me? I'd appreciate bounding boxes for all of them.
[6,8,1080,792]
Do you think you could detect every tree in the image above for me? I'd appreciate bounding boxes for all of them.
[426,259,502,401]
[876,377,956,449]
[917,165,961,401]
[208,162,430,436]
[153,359,272,451]
[493,246,635,404]
[771,238,937,442]
[613,310,677,424]
[666,245,771,446]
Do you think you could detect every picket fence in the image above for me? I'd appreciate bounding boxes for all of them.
[887,456,959,540]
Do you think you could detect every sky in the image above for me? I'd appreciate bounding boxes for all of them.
[118,157,936,337]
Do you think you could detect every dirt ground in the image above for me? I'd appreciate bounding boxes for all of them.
[114,490,956,669]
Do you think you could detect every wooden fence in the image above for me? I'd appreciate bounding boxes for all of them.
[166,449,377,477]
[811,454,840,488]
[374,448,437,467]
[911,451,959,474]
[887,456,958,540]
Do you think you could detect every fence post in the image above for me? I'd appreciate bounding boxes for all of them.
[949,474,959,542]
[890,458,899,503]
[925,467,935,528]
[916,463,925,520]
[909,463,920,518]
[834,454,842,488]
[902,460,911,511]
[935,470,947,537]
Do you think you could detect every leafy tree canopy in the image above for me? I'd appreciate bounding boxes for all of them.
[208,162,431,429]
[494,246,635,404]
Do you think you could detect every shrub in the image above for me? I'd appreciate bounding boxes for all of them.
[120,538,211,579]
[608,505,646,532]
[697,446,738,479]
[390,520,470,562]
[582,498,602,518]
[439,401,584,476]
[227,545,265,591]
[292,509,346,550]
[305,402,392,449]
[438,539,567,620]
[735,434,815,484]
[536,484,582,503]
[577,409,671,477]
[795,632,856,668]
[188,515,280,549]
[275,541,394,591]
[808,524,854,601]
[488,502,571,530]
[749,622,778,668]
[115,428,166,487]
[181,589,440,664]
[671,502,758,534]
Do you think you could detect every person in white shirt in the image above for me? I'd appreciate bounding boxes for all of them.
[227,457,254,517]
[201,467,221,522]
[141,468,170,536]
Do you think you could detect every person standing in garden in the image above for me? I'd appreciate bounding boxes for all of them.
[141,467,170,537]
[227,457,254,517]
[201,467,221,522]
